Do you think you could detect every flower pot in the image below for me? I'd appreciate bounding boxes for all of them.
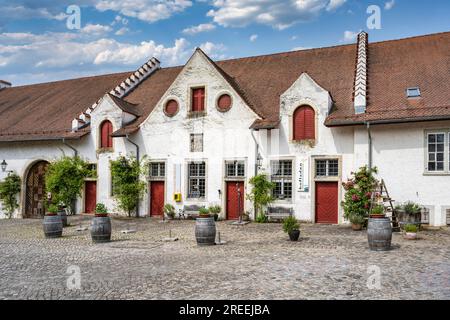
[404,232,417,240]
[43,214,63,238]
[288,229,300,241]
[58,209,68,227]
[195,216,216,246]
[351,223,363,231]
[90,215,112,243]
[369,214,386,219]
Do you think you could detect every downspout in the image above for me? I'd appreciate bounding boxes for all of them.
[126,134,140,218]
[366,122,372,169]
[62,138,78,157]
[250,129,260,219]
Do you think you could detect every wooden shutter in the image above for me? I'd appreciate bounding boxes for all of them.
[100,120,113,148]
[192,88,205,112]
[293,106,315,140]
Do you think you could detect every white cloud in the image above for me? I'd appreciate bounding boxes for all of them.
[95,0,193,23]
[182,23,216,35]
[342,30,358,42]
[0,5,67,21]
[249,34,258,42]
[81,24,113,35]
[115,27,130,36]
[207,0,347,30]
[384,0,395,10]
[291,46,310,51]
[199,42,227,60]
[112,15,129,26]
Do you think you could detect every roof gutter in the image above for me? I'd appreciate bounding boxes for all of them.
[366,122,372,170]
[62,138,78,157]
[326,115,450,127]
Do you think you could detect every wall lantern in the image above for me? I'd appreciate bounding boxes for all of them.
[1,160,7,172]
[256,154,263,170]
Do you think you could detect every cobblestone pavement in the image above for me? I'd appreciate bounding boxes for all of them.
[0,216,449,300]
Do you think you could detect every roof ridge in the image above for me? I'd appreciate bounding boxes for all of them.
[369,30,450,46]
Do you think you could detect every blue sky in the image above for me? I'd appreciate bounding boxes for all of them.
[0,0,449,86]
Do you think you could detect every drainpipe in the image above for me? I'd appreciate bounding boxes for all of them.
[126,134,140,218]
[250,129,260,220]
[62,138,78,157]
[366,122,372,169]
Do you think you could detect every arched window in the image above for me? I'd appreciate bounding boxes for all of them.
[100,120,113,148]
[293,105,315,141]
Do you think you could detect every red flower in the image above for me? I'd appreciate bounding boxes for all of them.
[352,194,360,202]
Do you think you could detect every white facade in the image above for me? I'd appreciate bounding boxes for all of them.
[1,50,449,227]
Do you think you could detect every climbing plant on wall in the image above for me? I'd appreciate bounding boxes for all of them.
[0,173,21,219]
[246,174,275,222]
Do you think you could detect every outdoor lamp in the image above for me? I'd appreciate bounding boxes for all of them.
[256,153,263,169]
[1,160,7,172]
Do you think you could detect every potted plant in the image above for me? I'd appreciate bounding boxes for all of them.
[43,203,63,238]
[404,223,419,240]
[208,205,221,221]
[283,216,300,241]
[398,201,422,227]
[349,214,365,231]
[90,203,112,243]
[195,207,216,246]
[163,204,176,220]
[370,204,385,219]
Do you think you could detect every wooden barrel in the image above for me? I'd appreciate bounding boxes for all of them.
[195,217,216,246]
[43,215,63,238]
[367,218,392,251]
[90,216,112,243]
[58,209,68,228]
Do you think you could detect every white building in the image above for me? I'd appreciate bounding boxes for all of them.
[0,31,449,226]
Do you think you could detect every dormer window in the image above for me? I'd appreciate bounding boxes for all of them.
[191,87,205,112]
[407,87,421,98]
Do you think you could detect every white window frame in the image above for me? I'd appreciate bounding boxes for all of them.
[424,130,449,175]
[187,161,206,199]
[225,160,245,180]
[315,159,339,178]
[149,162,166,181]
[270,159,294,202]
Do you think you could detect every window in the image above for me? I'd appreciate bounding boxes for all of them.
[225,161,245,178]
[188,162,206,198]
[87,164,97,178]
[164,99,179,117]
[191,87,205,112]
[293,105,315,141]
[217,94,232,112]
[190,134,203,152]
[407,87,421,98]
[315,159,339,177]
[427,133,445,172]
[271,160,293,200]
[100,120,113,149]
[149,162,165,179]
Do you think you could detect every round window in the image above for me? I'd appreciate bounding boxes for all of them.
[217,94,232,112]
[164,99,179,117]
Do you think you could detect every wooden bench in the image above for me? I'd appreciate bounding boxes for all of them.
[266,207,293,222]
[181,205,206,219]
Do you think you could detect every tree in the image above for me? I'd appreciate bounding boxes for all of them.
[0,173,21,219]
[246,174,275,222]
[45,156,91,213]
[110,156,146,217]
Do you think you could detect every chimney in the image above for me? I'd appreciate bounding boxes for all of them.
[353,31,368,114]
[0,80,11,90]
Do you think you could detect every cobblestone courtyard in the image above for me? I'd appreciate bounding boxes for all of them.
[0,216,449,300]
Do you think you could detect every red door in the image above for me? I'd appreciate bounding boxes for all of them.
[85,181,97,214]
[150,181,165,216]
[315,182,338,224]
[226,182,244,220]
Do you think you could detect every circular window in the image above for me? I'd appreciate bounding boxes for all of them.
[217,94,232,112]
[164,99,179,117]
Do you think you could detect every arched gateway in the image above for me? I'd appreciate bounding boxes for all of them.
[24,161,49,218]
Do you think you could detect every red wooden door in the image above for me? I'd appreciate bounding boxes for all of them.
[85,181,97,214]
[150,181,165,216]
[315,182,338,224]
[226,182,244,220]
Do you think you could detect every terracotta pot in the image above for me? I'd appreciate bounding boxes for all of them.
[352,223,363,231]
[369,214,386,219]
[404,232,417,240]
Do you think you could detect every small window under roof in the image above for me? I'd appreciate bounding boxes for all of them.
[407,87,421,98]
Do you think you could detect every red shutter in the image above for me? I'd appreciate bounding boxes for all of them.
[192,88,205,112]
[100,121,113,148]
[293,106,315,140]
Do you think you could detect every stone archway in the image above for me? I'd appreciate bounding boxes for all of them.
[24,161,49,219]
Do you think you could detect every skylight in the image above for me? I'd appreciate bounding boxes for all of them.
[407,87,421,98]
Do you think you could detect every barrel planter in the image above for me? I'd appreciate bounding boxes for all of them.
[367,218,392,251]
[58,209,68,228]
[43,214,63,238]
[90,215,112,243]
[195,216,216,246]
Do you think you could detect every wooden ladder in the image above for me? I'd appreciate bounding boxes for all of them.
[369,179,400,232]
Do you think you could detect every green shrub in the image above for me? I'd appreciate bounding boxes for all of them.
[247,174,275,219]
[95,203,108,214]
[403,201,421,215]
[404,224,418,233]
[0,172,21,219]
[199,207,210,216]
[255,213,268,223]
[371,204,385,215]
[47,204,58,214]
[164,204,176,218]
[208,205,221,214]
[282,216,299,233]
[349,214,365,225]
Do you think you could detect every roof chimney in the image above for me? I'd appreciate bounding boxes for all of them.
[353,31,368,114]
[0,80,11,90]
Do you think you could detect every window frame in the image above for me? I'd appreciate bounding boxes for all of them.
[292,105,316,142]
[190,133,204,153]
[190,87,206,113]
[270,159,294,202]
[99,120,113,150]
[187,161,207,199]
[224,160,246,180]
[424,130,450,175]
[149,162,166,181]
